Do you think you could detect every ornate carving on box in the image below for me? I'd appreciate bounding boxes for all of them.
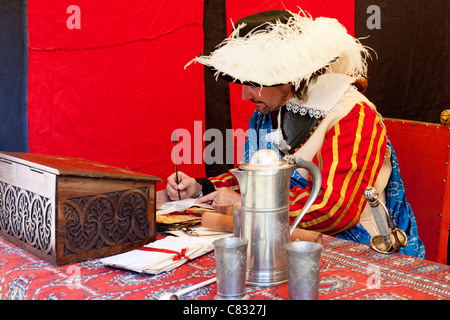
[0,181,153,262]
[62,187,152,257]
[0,181,54,255]
[0,152,159,266]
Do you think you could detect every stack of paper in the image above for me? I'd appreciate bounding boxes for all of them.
[100,230,230,274]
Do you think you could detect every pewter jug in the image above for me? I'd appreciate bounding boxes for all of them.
[230,149,321,286]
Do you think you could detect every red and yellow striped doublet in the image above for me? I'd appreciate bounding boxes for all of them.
[209,102,387,235]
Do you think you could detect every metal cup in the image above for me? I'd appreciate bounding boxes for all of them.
[284,241,323,300]
[213,237,249,300]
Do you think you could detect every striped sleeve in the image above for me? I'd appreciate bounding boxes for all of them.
[289,102,387,235]
[208,171,240,191]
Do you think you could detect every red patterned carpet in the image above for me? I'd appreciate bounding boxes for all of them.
[0,235,449,300]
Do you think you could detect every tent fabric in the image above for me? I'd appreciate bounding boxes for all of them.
[26,1,206,184]
[0,0,448,189]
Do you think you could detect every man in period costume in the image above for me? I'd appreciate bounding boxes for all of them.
[159,10,424,258]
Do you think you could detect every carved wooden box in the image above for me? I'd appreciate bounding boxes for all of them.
[0,152,161,266]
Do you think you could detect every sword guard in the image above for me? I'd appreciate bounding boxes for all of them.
[364,186,408,254]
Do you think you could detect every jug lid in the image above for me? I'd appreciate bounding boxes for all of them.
[239,149,292,171]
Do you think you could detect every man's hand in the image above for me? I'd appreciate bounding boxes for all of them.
[165,171,202,201]
[196,187,241,207]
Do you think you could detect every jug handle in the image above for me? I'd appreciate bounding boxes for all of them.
[289,158,322,236]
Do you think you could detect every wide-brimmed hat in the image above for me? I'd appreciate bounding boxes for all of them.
[186,9,370,90]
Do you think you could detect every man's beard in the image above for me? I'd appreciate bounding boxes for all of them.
[251,99,271,114]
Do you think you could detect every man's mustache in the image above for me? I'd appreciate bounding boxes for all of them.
[251,99,265,105]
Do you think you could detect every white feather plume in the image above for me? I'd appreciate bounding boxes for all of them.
[186,10,371,89]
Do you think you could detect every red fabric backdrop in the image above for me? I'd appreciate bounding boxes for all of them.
[26,1,354,189]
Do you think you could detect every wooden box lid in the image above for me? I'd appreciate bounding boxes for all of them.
[0,152,161,182]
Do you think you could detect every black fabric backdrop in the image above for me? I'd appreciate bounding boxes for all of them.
[203,0,233,177]
[355,0,450,123]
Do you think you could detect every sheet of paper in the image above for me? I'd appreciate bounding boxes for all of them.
[157,198,211,215]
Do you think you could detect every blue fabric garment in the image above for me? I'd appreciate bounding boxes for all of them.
[244,111,309,189]
[244,110,425,258]
[0,0,29,152]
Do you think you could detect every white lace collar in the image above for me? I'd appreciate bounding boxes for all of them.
[285,73,356,119]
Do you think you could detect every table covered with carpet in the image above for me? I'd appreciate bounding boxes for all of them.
[0,234,449,300]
